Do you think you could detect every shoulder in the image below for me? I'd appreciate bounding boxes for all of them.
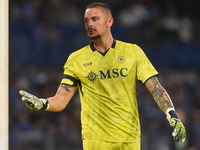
[63,44,91,67]
[116,40,139,48]
[115,40,143,53]
[67,44,91,61]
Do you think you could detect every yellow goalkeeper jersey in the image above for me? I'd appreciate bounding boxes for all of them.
[61,40,158,142]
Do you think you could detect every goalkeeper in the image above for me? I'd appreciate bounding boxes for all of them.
[19,2,186,150]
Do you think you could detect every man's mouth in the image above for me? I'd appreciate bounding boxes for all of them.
[88,28,96,33]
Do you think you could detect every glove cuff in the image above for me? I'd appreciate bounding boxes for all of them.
[40,99,49,111]
[166,107,179,123]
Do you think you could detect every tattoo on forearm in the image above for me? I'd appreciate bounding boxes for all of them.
[61,84,71,92]
[146,77,173,112]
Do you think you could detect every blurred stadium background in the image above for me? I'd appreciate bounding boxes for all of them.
[9,0,200,150]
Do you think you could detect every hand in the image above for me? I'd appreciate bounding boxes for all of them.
[166,108,186,142]
[170,118,186,142]
[19,90,49,111]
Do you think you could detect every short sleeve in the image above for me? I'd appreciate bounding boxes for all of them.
[60,54,79,86]
[135,45,158,84]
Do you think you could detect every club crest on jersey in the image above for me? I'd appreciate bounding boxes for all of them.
[86,71,98,82]
[117,56,126,63]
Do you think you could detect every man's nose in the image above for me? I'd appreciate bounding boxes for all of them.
[87,20,93,27]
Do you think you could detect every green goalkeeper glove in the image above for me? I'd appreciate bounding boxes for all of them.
[166,108,186,142]
[19,90,49,111]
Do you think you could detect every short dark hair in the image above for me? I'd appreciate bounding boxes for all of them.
[86,2,112,17]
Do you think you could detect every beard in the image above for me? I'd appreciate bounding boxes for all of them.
[88,34,101,40]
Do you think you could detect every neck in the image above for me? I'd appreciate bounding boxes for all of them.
[93,34,113,53]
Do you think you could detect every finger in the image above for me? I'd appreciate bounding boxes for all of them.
[172,128,177,137]
[19,90,25,96]
[180,131,186,142]
[22,97,36,104]
[174,134,180,142]
[170,121,175,125]
[175,131,185,142]
[19,90,30,97]
[21,96,26,102]
[20,90,37,100]
[181,138,185,142]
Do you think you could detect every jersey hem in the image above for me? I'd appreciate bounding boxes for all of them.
[82,137,141,143]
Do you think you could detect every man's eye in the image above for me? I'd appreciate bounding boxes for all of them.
[93,18,98,21]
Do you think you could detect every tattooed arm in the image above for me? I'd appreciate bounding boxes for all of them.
[145,76,174,113]
[145,76,187,142]
[46,84,77,112]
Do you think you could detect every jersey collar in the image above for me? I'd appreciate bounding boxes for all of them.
[90,39,116,56]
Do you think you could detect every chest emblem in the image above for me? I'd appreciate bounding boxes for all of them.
[117,56,126,63]
[86,71,98,82]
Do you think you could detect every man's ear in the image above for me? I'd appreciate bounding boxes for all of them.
[107,17,114,28]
